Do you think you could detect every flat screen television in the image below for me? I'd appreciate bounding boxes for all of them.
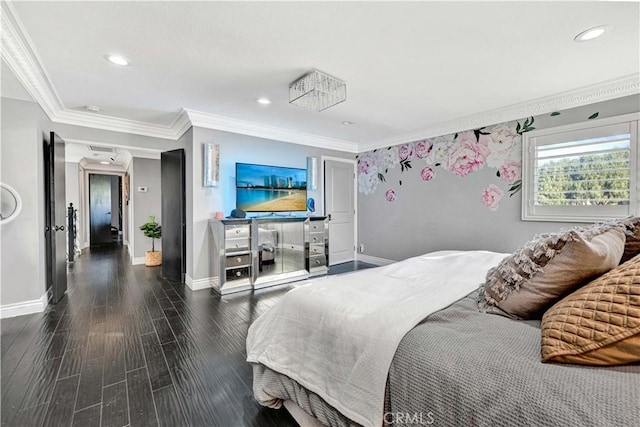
[236,163,307,212]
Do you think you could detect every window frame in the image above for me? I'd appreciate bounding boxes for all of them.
[522,112,640,222]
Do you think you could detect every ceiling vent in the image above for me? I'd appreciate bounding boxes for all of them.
[88,145,115,153]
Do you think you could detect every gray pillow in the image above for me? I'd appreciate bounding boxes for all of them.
[478,226,626,319]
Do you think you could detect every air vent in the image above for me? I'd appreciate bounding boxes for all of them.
[88,145,115,153]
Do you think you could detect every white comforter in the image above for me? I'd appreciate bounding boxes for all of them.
[246,250,509,427]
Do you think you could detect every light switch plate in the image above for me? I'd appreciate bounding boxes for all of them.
[137,186,148,192]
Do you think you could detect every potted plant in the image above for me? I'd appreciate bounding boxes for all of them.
[140,215,162,266]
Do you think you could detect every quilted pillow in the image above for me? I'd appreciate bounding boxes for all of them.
[478,226,625,319]
[541,254,640,365]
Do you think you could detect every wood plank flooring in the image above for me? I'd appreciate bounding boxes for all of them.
[1,246,375,427]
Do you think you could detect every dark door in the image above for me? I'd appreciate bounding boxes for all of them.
[89,174,113,246]
[161,149,186,282]
[44,132,67,303]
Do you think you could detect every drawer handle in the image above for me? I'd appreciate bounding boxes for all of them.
[313,248,319,253]
[236,257,242,263]
[235,271,242,277]
[235,229,240,234]
[235,243,240,248]
[315,260,321,265]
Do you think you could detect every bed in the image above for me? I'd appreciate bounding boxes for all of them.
[246,250,640,427]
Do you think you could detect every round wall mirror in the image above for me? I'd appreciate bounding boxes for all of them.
[0,182,22,225]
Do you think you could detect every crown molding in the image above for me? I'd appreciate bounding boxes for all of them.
[3,2,637,154]
[1,1,63,118]
[185,109,358,153]
[359,73,640,152]
[1,2,190,141]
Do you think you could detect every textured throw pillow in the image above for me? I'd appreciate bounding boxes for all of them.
[617,217,640,264]
[541,254,640,366]
[578,217,640,265]
[478,227,625,319]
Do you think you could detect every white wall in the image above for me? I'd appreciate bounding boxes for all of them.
[131,158,162,259]
[1,97,50,309]
[184,127,353,281]
[357,94,640,261]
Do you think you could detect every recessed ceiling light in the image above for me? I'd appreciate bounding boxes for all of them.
[100,161,110,165]
[342,121,354,125]
[85,105,101,112]
[256,98,271,105]
[574,25,610,42]
[105,54,130,66]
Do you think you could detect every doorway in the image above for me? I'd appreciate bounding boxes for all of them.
[44,132,68,303]
[324,158,357,265]
[89,174,122,246]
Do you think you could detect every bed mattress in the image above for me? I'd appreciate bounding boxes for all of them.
[252,290,640,427]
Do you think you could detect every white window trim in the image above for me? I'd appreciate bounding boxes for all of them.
[522,112,640,222]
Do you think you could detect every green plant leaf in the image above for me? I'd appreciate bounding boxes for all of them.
[550,111,561,116]
[588,112,599,120]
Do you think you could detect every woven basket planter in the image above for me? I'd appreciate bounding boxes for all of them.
[145,251,162,266]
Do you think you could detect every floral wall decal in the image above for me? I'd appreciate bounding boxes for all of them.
[385,189,396,202]
[357,116,537,210]
[481,184,504,211]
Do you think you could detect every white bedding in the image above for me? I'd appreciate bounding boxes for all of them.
[246,250,509,427]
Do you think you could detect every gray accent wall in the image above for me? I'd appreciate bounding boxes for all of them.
[184,127,353,281]
[1,97,51,306]
[358,94,640,261]
[131,158,162,258]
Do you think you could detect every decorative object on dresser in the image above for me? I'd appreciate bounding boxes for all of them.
[209,217,329,295]
[140,215,162,266]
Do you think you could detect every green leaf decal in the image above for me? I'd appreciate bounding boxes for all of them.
[588,112,599,120]
[496,171,501,177]
[378,173,386,182]
[550,111,561,116]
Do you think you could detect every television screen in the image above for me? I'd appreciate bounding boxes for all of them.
[236,163,307,212]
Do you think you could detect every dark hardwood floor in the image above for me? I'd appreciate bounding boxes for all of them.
[1,246,375,427]
[1,245,297,427]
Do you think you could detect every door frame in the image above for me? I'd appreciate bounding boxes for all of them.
[82,169,124,249]
[320,156,358,264]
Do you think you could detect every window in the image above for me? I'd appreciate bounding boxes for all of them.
[522,113,639,222]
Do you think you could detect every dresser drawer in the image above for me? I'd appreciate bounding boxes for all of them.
[225,238,250,253]
[226,266,250,281]
[309,243,325,256]
[309,232,324,245]
[309,254,327,268]
[308,221,325,233]
[226,254,251,268]
[225,225,250,236]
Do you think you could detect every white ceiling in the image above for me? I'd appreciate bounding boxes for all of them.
[4,1,640,151]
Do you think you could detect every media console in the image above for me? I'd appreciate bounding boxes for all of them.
[209,216,329,295]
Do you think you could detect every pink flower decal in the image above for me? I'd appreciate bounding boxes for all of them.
[446,132,488,177]
[358,154,378,174]
[398,143,414,161]
[385,189,396,202]
[420,167,435,181]
[415,140,430,158]
[481,184,504,211]
[499,161,521,184]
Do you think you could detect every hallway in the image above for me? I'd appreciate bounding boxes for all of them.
[1,245,297,427]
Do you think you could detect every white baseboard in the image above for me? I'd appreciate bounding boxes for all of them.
[0,293,48,319]
[131,256,146,265]
[356,254,395,266]
[185,274,212,291]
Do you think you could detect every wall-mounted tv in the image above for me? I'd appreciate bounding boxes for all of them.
[236,163,307,212]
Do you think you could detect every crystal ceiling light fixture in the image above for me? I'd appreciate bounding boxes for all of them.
[289,69,346,112]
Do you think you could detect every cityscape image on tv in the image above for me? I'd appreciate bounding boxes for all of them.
[236,163,307,212]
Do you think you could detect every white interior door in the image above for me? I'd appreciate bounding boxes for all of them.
[324,159,355,265]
